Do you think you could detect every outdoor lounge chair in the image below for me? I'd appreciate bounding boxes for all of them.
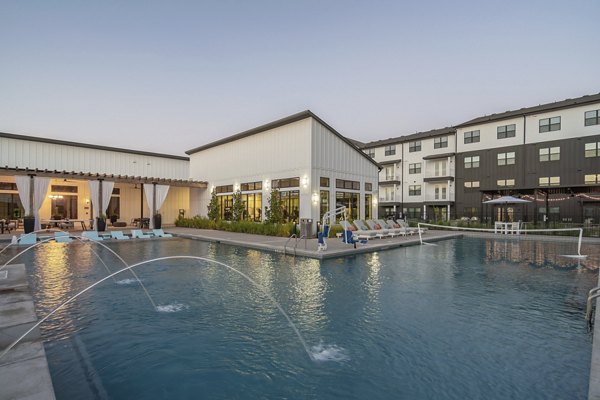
[376,219,405,237]
[18,233,37,245]
[82,231,104,241]
[152,229,173,238]
[396,220,425,234]
[364,219,391,238]
[385,220,410,236]
[54,231,72,243]
[340,220,376,240]
[111,231,130,240]
[131,229,152,239]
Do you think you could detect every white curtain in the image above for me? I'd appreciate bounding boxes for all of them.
[15,176,31,216]
[33,177,51,231]
[88,181,100,220]
[144,184,170,229]
[101,181,114,216]
[88,180,114,219]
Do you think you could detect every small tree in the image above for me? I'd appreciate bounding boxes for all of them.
[264,189,283,224]
[231,190,245,222]
[207,190,219,221]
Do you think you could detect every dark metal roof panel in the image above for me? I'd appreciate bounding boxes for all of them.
[455,92,600,128]
[361,127,456,148]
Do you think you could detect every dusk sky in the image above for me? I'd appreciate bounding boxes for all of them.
[2,0,599,156]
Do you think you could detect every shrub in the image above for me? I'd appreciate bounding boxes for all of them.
[175,216,293,237]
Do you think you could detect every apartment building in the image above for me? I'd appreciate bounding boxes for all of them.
[362,93,600,223]
[362,127,456,221]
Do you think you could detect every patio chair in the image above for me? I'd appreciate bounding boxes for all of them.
[383,220,410,236]
[340,220,376,240]
[152,229,173,238]
[54,231,72,243]
[82,231,104,241]
[131,229,152,239]
[376,219,405,237]
[111,231,130,240]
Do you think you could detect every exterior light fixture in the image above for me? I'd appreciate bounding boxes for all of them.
[302,175,309,188]
[48,194,64,199]
[311,192,319,204]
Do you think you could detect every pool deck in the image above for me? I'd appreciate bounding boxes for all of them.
[0,263,56,400]
[167,227,463,259]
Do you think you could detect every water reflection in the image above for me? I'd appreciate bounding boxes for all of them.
[483,238,599,269]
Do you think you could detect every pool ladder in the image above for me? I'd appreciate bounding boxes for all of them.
[586,287,600,327]
[283,234,306,257]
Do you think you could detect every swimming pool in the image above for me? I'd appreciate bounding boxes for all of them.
[9,237,599,399]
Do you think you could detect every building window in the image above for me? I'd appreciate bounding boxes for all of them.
[539,147,560,162]
[409,140,421,152]
[408,185,421,196]
[365,182,372,191]
[0,182,18,191]
[215,184,234,194]
[585,142,600,158]
[409,163,421,174]
[463,207,478,218]
[464,181,480,188]
[51,185,78,193]
[384,145,396,156]
[366,149,375,158]
[497,124,516,139]
[272,177,300,189]
[0,193,24,219]
[585,174,600,185]
[497,179,515,187]
[464,130,480,144]
[539,116,561,132]
[241,193,262,221]
[434,136,448,149]
[320,177,330,187]
[320,191,330,220]
[585,110,600,126]
[365,194,372,220]
[406,207,421,219]
[464,155,480,169]
[434,186,447,200]
[497,152,515,166]
[336,179,360,190]
[240,181,262,191]
[336,192,360,220]
[539,176,560,187]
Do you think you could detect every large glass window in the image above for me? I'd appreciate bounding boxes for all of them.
[464,155,480,169]
[464,181,480,188]
[463,207,478,218]
[497,152,515,166]
[406,207,421,219]
[218,195,234,220]
[279,190,299,222]
[366,149,375,158]
[464,130,480,144]
[365,182,372,191]
[539,116,561,132]
[242,193,262,221]
[409,140,421,152]
[497,179,515,187]
[320,191,330,221]
[365,194,372,220]
[50,195,78,219]
[320,177,330,187]
[497,124,516,139]
[240,181,262,191]
[336,192,359,220]
[215,185,233,194]
[585,110,600,126]
[50,185,78,193]
[434,136,448,149]
[0,193,23,219]
[384,145,396,156]
[539,147,560,162]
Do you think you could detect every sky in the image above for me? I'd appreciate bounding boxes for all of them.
[2,0,599,156]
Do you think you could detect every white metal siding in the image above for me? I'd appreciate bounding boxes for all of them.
[0,137,190,180]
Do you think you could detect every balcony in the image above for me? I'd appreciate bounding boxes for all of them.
[380,175,401,184]
[379,194,399,203]
[423,163,455,182]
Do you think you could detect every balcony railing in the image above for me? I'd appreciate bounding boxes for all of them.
[379,195,398,202]
[381,175,400,182]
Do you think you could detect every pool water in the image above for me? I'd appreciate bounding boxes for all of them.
[9,237,599,399]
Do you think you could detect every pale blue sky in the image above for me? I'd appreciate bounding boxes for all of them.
[2,0,599,155]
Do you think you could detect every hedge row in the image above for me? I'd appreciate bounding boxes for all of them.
[175,216,295,237]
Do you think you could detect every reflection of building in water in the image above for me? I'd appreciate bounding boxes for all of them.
[484,238,598,269]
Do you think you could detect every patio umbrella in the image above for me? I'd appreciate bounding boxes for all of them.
[483,195,531,222]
